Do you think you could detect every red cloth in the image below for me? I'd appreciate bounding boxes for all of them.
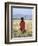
[20,21,25,31]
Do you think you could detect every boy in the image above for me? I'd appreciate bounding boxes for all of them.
[20,17,25,33]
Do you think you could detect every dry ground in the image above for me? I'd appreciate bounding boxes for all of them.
[11,20,32,38]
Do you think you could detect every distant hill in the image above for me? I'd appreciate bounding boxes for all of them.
[12,14,32,20]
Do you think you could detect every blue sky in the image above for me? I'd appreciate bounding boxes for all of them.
[12,8,32,19]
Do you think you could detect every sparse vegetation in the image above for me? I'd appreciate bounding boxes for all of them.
[11,20,32,38]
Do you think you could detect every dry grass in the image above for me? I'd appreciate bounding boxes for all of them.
[11,20,32,38]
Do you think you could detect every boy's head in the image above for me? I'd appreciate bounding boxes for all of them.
[21,17,24,21]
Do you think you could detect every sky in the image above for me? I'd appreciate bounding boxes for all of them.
[12,8,32,19]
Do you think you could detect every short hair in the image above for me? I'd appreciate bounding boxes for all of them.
[21,17,24,20]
